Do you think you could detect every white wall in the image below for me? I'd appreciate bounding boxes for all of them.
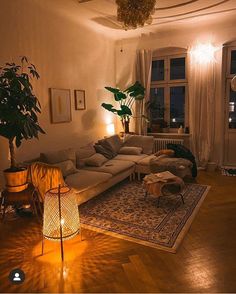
[115,19,236,164]
[0,0,116,188]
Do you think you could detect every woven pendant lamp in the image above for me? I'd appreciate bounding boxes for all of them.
[42,185,80,261]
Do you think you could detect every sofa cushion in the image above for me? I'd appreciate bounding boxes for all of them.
[65,170,112,193]
[83,159,135,175]
[119,146,142,155]
[40,148,76,165]
[52,160,78,177]
[75,144,96,168]
[113,154,148,163]
[84,153,108,167]
[123,135,154,155]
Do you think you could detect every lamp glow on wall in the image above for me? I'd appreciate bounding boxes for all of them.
[106,122,115,136]
[190,43,218,64]
[42,185,80,261]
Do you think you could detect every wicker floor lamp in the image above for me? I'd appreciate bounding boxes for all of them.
[42,185,80,261]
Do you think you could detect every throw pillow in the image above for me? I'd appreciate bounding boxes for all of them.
[76,144,96,168]
[52,160,77,177]
[105,135,123,153]
[155,149,175,157]
[94,143,114,159]
[84,153,108,167]
[40,148,76,165]
[98,138,117,157]
[118,146,143,155]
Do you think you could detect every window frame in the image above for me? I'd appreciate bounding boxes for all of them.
[150,52,188,132]
[226,46,236,78]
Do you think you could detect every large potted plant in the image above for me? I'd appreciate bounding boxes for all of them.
[101,81,146,133]
[0,56,45,192]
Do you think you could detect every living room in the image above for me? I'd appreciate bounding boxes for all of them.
[0,0,236,293]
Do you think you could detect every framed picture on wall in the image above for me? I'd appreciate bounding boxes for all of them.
[74,90,86,110]
[50,88,71,123]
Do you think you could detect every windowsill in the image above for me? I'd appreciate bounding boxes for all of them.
[148,132,191,137]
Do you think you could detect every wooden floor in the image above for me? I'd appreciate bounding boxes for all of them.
[0,171,236,293]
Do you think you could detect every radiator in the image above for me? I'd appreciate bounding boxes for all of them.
[154,138,184,152]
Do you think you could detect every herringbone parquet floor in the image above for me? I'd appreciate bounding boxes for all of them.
[0,171,236,293]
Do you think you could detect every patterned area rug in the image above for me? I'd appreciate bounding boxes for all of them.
[80,180,210,253]
[221,167,236,176]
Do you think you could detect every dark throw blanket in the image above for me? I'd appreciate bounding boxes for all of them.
[167,144,197,177]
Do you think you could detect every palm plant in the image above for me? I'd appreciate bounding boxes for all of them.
[0,56,45,171]
[101,81,146,133]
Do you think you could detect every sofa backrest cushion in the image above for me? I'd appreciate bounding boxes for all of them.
[40,148,76,165]
[123,135,154,155]
[52,160,78,177]
[75,144,96,168]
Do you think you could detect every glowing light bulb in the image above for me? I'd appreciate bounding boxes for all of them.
[191,43,218,64]
[60,218,65,225]
[106,123,115,136]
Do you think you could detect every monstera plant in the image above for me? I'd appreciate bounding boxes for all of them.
[0,56,45,191]
[101,81,146,133]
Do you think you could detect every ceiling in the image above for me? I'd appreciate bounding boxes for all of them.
[52,0,236,39]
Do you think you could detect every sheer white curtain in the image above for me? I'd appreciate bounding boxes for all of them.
[136,49,152,135]
[188,45,216,167]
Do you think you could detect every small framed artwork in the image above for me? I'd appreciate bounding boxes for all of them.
[50,88,71,123]
[74,90,86,110]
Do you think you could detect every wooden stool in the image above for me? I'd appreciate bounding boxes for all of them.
[1,184,43,221]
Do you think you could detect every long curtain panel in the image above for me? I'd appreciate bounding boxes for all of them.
[136,49,152,135]
[188,47,216,167]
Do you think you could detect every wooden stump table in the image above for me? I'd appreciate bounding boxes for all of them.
[143,172,185,207]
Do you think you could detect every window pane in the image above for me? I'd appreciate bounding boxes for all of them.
[230,50,236,74]
[151,60,165,81]
[229,88,236,128]
[149,87,165,123]
[170,57,185,80]
[170,86,185,128]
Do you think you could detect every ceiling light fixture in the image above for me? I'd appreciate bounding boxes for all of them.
[116,0,156,30]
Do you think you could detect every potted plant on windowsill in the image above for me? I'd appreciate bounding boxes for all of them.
[160,120,169,133]
[0,56,45,192]
[101,81,146,133]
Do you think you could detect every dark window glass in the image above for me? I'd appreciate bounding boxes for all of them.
[151,60,165,81]
[170,86,185,128]
[170,57,185,80]
[230,50,236,74]
[229,88,236,128]
[149,87,165,123]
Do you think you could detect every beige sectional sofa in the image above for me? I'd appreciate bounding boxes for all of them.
[36,134,192,205]
[35,135,153,205]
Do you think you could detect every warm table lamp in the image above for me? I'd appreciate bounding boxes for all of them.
[42,185,80,261]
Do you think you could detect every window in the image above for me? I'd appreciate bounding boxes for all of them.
[150,52,188,131]
[229,88,236,129]
[226,47,236,129]
[230,50,236,75]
